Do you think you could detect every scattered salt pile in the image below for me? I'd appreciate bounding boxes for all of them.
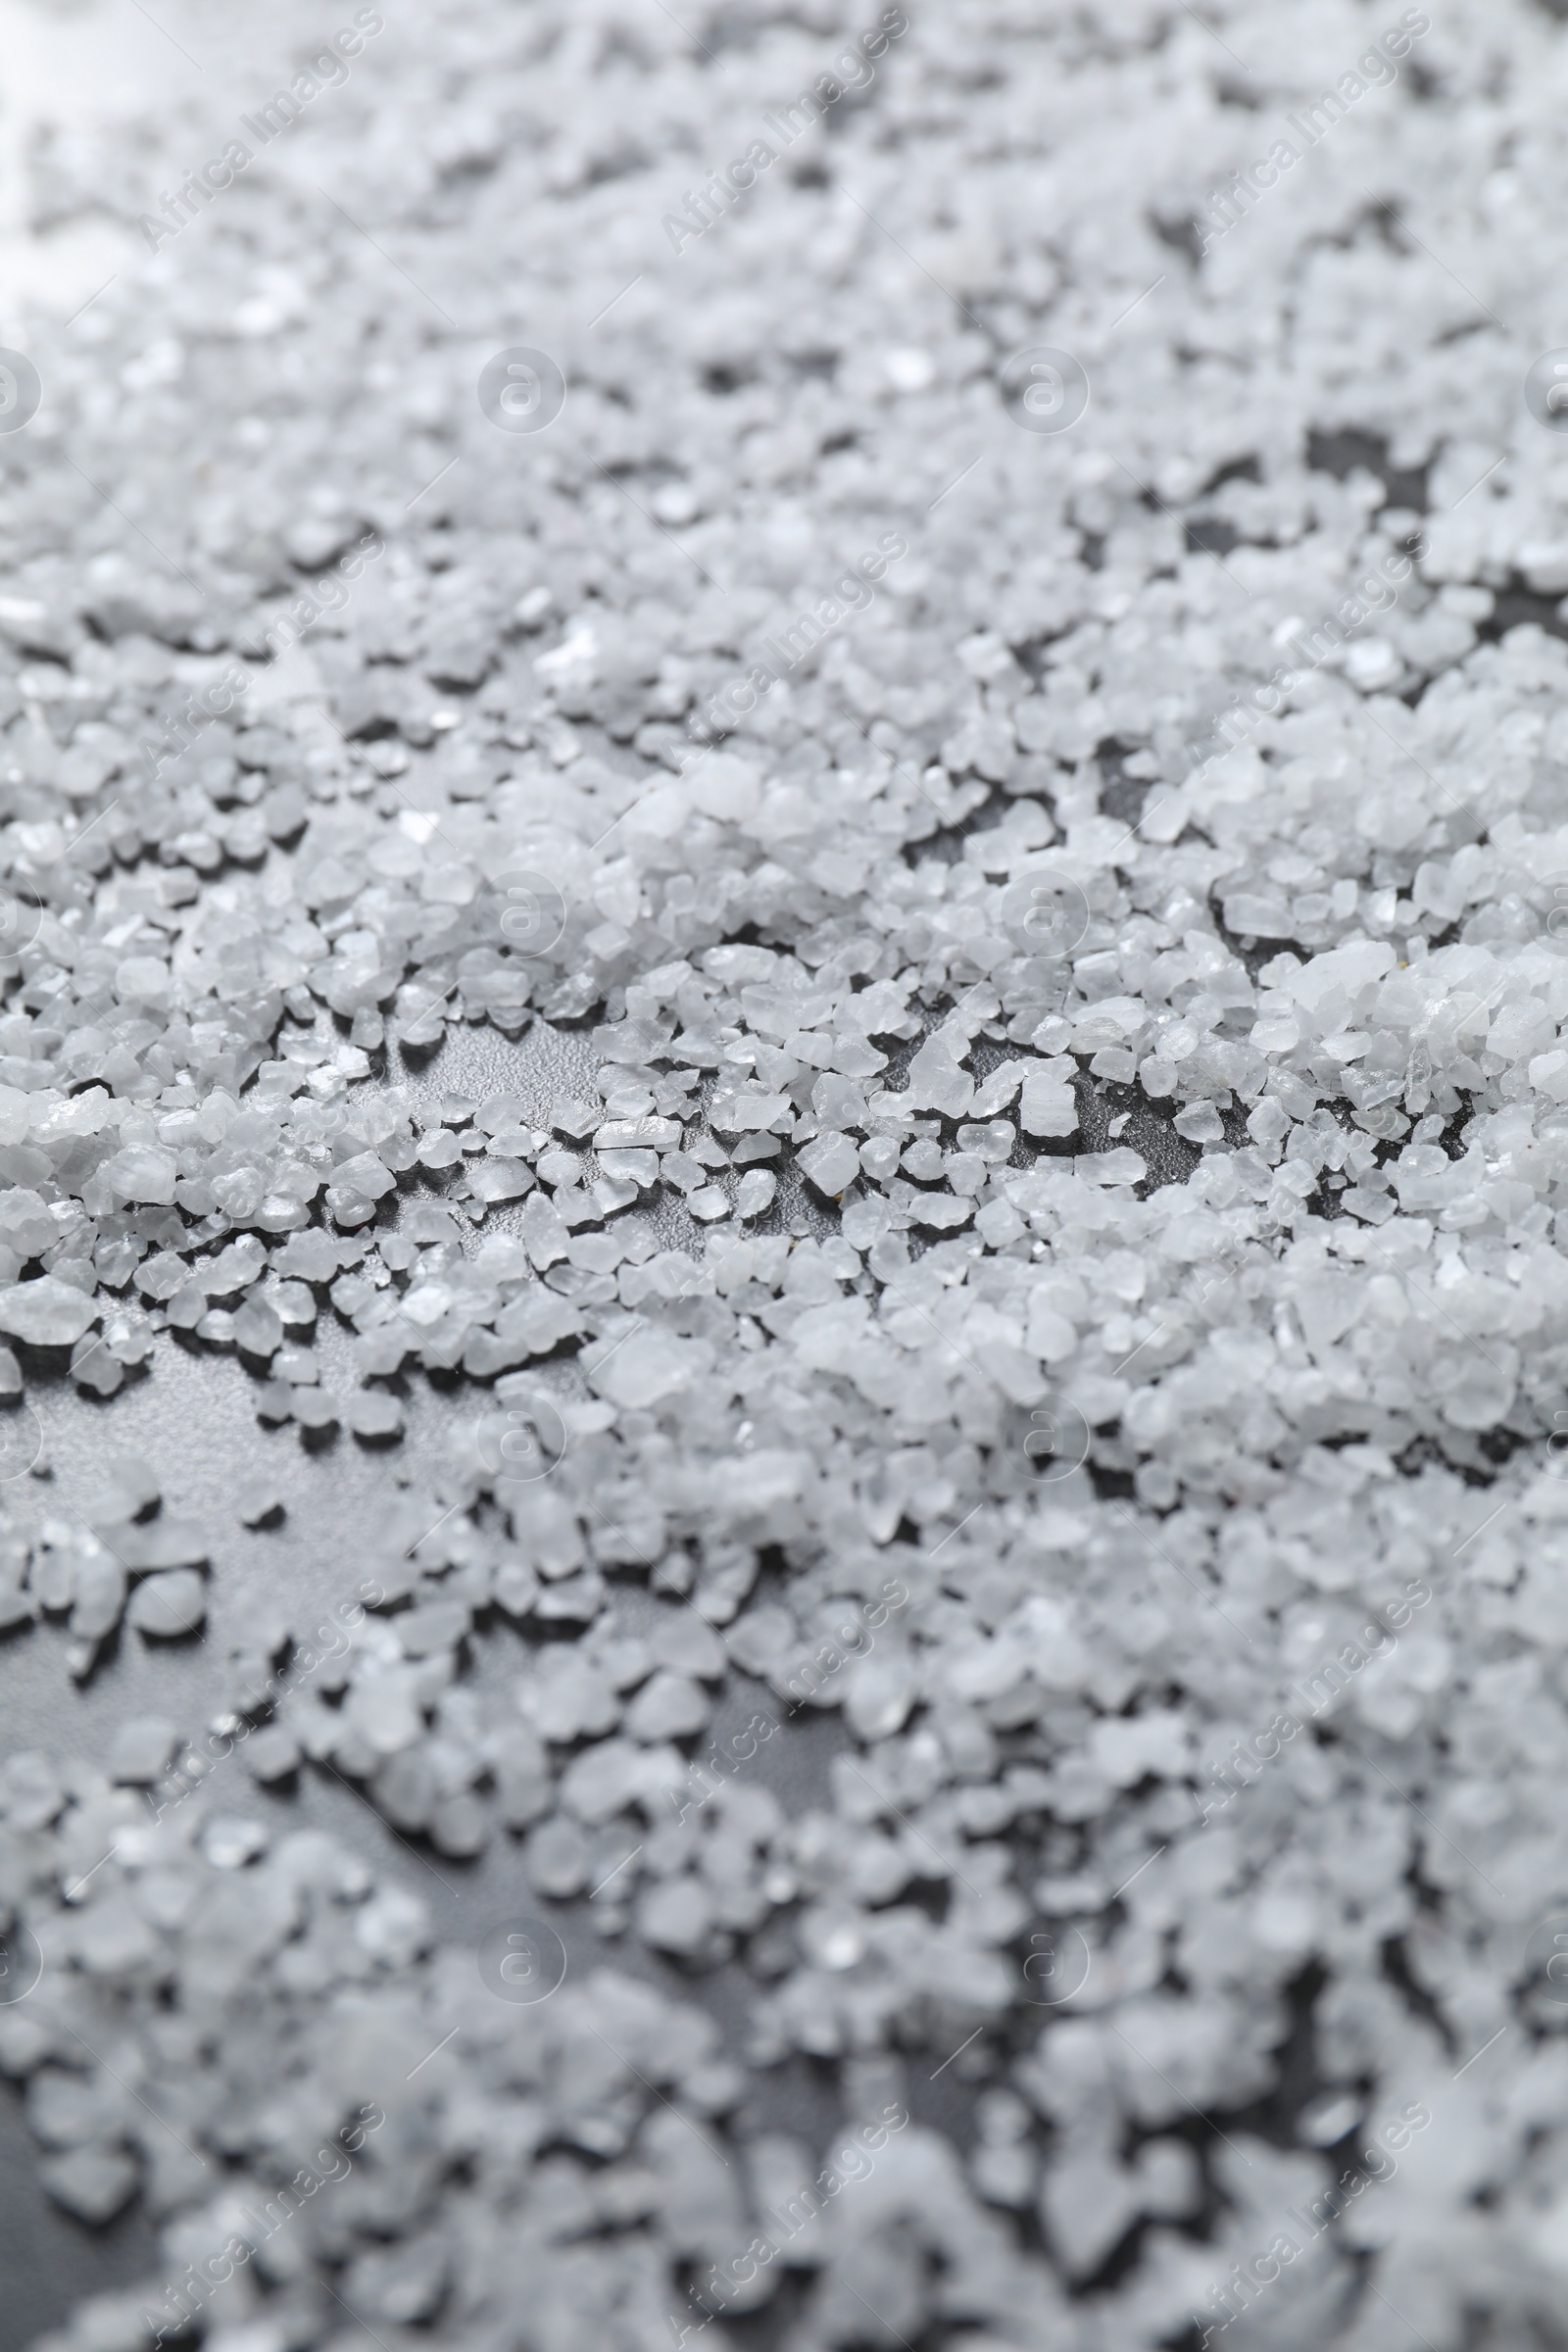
[8,0,1568,2345]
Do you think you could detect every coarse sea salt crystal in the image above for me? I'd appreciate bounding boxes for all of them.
[18,11,1568,2345]
[0,1279,98,1347]
[347,1391,405,1439]
[234,1476,283,1527]
[105,1717,179,1783]
[126,1570,207,1638]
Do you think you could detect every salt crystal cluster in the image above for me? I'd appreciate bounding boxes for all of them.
[10,0,1568,2346]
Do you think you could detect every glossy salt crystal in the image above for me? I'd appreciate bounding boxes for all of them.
[291,1389,340,1432]
[104,1717,179,1783]
[101,1146,177,1206]
[624,1670,710,1741]
[231,1296,284,1357]
[9,12,1568,2344]
[734,1168,776,1218]
[0,1279,98,1347]
[201,1817,269,1869]
[799,1132,860,1198]
[234,1476,283,1527]
[347,1391,405,1440]
[125,1570,207,1639]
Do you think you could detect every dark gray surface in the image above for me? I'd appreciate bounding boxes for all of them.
[0,1010,877,2348]
[0,982,1219,2347]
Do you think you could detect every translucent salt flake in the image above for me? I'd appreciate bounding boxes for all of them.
[416,1128,463,1170]
[525,1812,591,1896]
[1489,1000,1555,1062]
[201,2325,287,2352]
[709,1086,793,1135]
[521,1191,570,1269]
[292,1389,340,1432]
[91,1451,161,1520]
[201,1816,270,1869]
[638,1876,715,1955]
[885,345,937,391]
[899,1188,973,1232]
[800,1132,860,1198]
[521,1654,618,1742]
[72,1337,123,1399]
[348,1391,405,1440]
[596,1115,681,1151]
[551,1096,600,1139]
[403,1281,454,1328]
[331,1152,398,1202]
[27,1538,75,1611]
[273,1230,343,1284]
[354,1886,429,1965]
[346,1666,425,1754]
[102,1146,177,1206]
[558,1738,647,1825]
[1172,1102,1225,1145]
[126,1570,207,1638]
[1076,1149,1147,1186]
[69,1554,126,1642]
[470,1159,533,1202]
[906,1034,975,1116]
[842,1656,915,1741]
[430,1792,488,1856]
[1019,1069,1078,1139]
[396,1599,469,1656]
[624,1670,710,1741]
[235,1475,283,1527]
[1042,2151,1140,2279]
[651,1613,727,1680]
[588,1329,703,1408]
[76,1891,165,1980]
[243,1726,302,1783]
[37,2147,137,2224]
[105,1717,179,1783]
[735,1168,777,1218]
[0,1278,98,1346]
[98,1518,208,1571]
[231,1296,284,1356]
[1342,638,1401,691]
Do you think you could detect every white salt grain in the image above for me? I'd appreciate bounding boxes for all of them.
[125,1572,207,1638]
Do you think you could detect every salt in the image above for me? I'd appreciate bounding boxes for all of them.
[125,1571,207,1639]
